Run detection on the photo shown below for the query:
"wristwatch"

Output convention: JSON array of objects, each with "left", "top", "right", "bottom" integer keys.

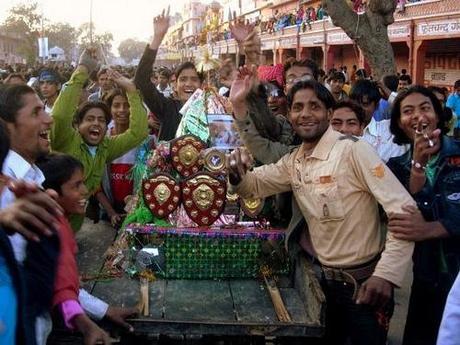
[{"left": 411, "top": 160, "right": 426, "bottom": 171}]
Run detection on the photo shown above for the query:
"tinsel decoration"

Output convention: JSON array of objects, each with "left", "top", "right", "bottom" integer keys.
[{"left": 121, "top": 196, "right": 170, "bottom": 229}]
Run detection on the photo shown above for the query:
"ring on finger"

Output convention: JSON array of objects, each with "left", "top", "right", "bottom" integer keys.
[{"left": 428, "top": 139, "right": 434, "bottom": 147}]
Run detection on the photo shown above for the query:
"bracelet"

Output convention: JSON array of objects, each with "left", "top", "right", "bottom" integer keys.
[{"left": 411, "top": 160, "right": 426, "bottom": 171}]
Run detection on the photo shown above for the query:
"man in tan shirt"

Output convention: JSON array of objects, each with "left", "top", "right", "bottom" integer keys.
[{"left": 227, "top": 76, "right": 415, "bottom": 345}]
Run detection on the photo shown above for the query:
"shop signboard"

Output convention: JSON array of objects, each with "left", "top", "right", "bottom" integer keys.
[{"left": 417, "top": 19, "right": 460, "bottom": 37}]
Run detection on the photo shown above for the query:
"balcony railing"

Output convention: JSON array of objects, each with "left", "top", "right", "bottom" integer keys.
[{"left": 163, "top": 0, "right": 459, "bottom": 56}]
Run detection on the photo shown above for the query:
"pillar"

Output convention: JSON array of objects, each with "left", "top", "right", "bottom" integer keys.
[
  {"left": 326, "top": 45, "right": 335, "bottom": 71},
  {"left": 321, "top": 45, "right": 327, "bottom": 71},
  {"left": 412, "top": 40, "right": 426, "bottom": 85},
  {"left": 299, "top": 47, "right": 311, "bottom": 60}
]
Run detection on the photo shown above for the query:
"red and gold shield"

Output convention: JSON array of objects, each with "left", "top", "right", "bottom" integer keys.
[
  {"left": 142, "top": 173, "right": 181, "bottom": 218},
  {"left": 181, "top": 173, "right": 227, "bottom": 226},
  {"left": 170, "top": 135, "right": 206, "bottom": 178}
]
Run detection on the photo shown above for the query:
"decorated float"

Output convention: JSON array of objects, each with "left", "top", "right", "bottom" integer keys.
[{"left": 78, "top": 88, "right": 324, "bottom": 341}]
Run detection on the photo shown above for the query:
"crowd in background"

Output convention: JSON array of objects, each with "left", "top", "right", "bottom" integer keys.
[{"left": 0, "top": 7, "right": 460, "bottom": 345}]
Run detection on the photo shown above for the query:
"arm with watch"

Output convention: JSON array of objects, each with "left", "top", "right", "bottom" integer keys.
[{"left": 387, "top": 122, "right": 451, "bottom": 242}]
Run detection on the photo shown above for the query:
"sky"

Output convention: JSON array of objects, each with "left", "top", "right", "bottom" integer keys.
[{"left": 1, "top": 0, "right": 191, "bottom": 54}]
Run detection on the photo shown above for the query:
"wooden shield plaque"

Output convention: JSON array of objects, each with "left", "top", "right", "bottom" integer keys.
[
  {"left": 143, "top": 173, "right": 181, "bottom": 218},
  {"left": 181, "top": 173, "right": 227, "bottom": 226},
  {"left": 170, "top": 135, "right": 206, "bottom": 178}
]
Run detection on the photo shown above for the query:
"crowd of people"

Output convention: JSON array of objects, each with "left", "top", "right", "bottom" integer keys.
[
  {"left": 260, "top": 4, "right": 328, "bottom": 34},
  {"left": 0, "top": 7, "right": 460, "bottom": 345}
]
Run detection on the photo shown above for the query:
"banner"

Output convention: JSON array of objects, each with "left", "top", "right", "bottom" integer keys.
[{"left": 38, "top": 37, "right": 49, "bottom": 58}]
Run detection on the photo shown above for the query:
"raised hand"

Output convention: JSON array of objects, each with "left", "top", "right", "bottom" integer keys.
[
  {"left": 78, "top": 48, "right": 100, "bottom": 75},
  {"left": 412, "top": 119, "right": 441, "bottom": 168},
  {"left": 376, "top": 80, "right": 391, "bottom": 101},
  {"left": 226, "top": 147, "right": 254, "bottom": 185},
  {"left": 108, "top": 69, "right": 136, "bottom": 93},
  {"left": 151, "top": 6, "right": 171, "bottom": 49},
  {"left": 243, "top": 31, "right": 262, "bottom": 66},
  {"left": 229, "top": 15, "right": 256, "bottom": 43},
  {"left": 229, "top": 65, "right": 258, "bottom": 119}
]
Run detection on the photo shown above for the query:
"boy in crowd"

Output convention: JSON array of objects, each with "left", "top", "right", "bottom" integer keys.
[
  {"left": 398, "top": 74, "right": 412, "bottom": 92},
  {"left": 156, "top": 67, "right": 173, "bottom": 97},
  {"left": 50, "top": 49, "right": 148, "bottom": 231},
  {"left": 328, "top": 71, "right": 348, "bottom": 102},
  {"left": 37, "top": 153, "right": 138, "bottom": 344},
  {"left": 330, "top": 100, "right": 366, "bottom": 136},
  {"left": 38, "top": 70, "right": 61, "bottom": 113},
  {"left": 88, "top": 68, "right": 114, "bottom": 102}
]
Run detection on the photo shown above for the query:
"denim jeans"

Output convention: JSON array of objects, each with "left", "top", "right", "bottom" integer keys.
[
  {"left": 322, "top": 278, "right": 394, "bottom": 345},
  {"left": 402, "top": 278, "right": 451, "bottom": 345}
]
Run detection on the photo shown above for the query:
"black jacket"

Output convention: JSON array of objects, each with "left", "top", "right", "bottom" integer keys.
[
  {"left": 387, "top": 136, "right": 460, "bottom": 285},
  {"left": 134, "top": 46, "right": 182, "bottom": 141}
]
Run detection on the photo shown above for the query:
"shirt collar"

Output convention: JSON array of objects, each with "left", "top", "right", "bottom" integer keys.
[
  {"left": 79, "top": 135, "right": 108, "bottom": 154},
  {"left": 3, "top": 150, "right": 45, "bottom": 185},
  {"left": 299, "top": 126, "right": 340, "bottom": 161},
  {"left": 363, "top": 118, "right": 392, "bottom": 140},
  {"left": 364, "top": 117, "right": 378, "bottom": 135}
]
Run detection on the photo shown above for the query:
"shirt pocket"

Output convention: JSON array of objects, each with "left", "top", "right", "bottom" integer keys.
[
  {"left": 442, "top": 169, "right": 460, "bottom": 204},
  {"left": 310, "top": 181, "right": 345, "bottom": 222}
]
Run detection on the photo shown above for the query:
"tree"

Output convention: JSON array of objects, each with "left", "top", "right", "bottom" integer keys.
[
  {"left": 118, "top": 38, "right": 147, "bottom": 63},
  {"left": 46, "top": 22, "right": 78, "bottom": 57},
  {"left": 2, "top": 2, "right": 42, "bottom": 64},
  {"left": 78, "top": 22, "right": 114, "bottom": 60},
  {"left": 323, "top": 0, "right": 397, "bottom": 80}
]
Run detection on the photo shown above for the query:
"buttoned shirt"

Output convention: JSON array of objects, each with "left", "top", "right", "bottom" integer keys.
[
  {"left": 0, "top": 150, "right": 45, "bottom": 263},
  {"left": 157, "top": 84, "right": 173, "bottom": 98},
  {"left": 233, "top": 127, "right": 415, "bottom": 287},
  {"left": 362, "top": 118, "right": 409, "bottom": 163},
  {"left": 88, "top": 89, "right": 102, "bottom": 102}
]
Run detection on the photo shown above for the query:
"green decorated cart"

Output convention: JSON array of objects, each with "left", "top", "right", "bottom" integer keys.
[{"left": 60, "top": 89, "right": 325, "bottom": 344}]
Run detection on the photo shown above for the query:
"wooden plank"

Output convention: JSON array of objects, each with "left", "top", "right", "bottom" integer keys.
[
  {"left": 76, "top": 219, "right": 116, "bottom": 291},
  {"left": 149, "top": 279, "right": 166, "bottom": 319},
  {"left": 230, "top": 280, "right": 278, "bottom": 323},
  {"left": 91, "top": 278, "right": 166, "bottom": 319},
  {"left": 294, "top": 256, "right": 326, "bottom": 327},
  {"left": 127, "top": 319, "right": 324, "bottom": 338},
  {"left": 163, "top": 280, "right": 234, "bottom": 322},
  {"left": 279, "top": 288, "right": 308, "bottom": 324}
]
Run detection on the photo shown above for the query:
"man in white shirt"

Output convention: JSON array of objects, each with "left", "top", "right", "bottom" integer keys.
[
  {"left": 88, "top": 68, "right": 114, "bottom": 102},
  {"left": 0, "top": 73, "right": 113, "bottom": 344},
  {"left": 0, "top": 81, "right": 61, "bottom": 345},
  {"left": 156, "top": 67, "right": 173, "bottom": 98},
  {"left": 362, "top": 116, "right": 408, "bottom": 163},
  {"left": 350, "top": 79, "right": 408, "bottom": 162}
]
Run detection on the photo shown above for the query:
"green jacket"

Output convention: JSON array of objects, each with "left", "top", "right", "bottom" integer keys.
[{"left": 50, "top": 69, "right": 149, "bottom": 198}]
